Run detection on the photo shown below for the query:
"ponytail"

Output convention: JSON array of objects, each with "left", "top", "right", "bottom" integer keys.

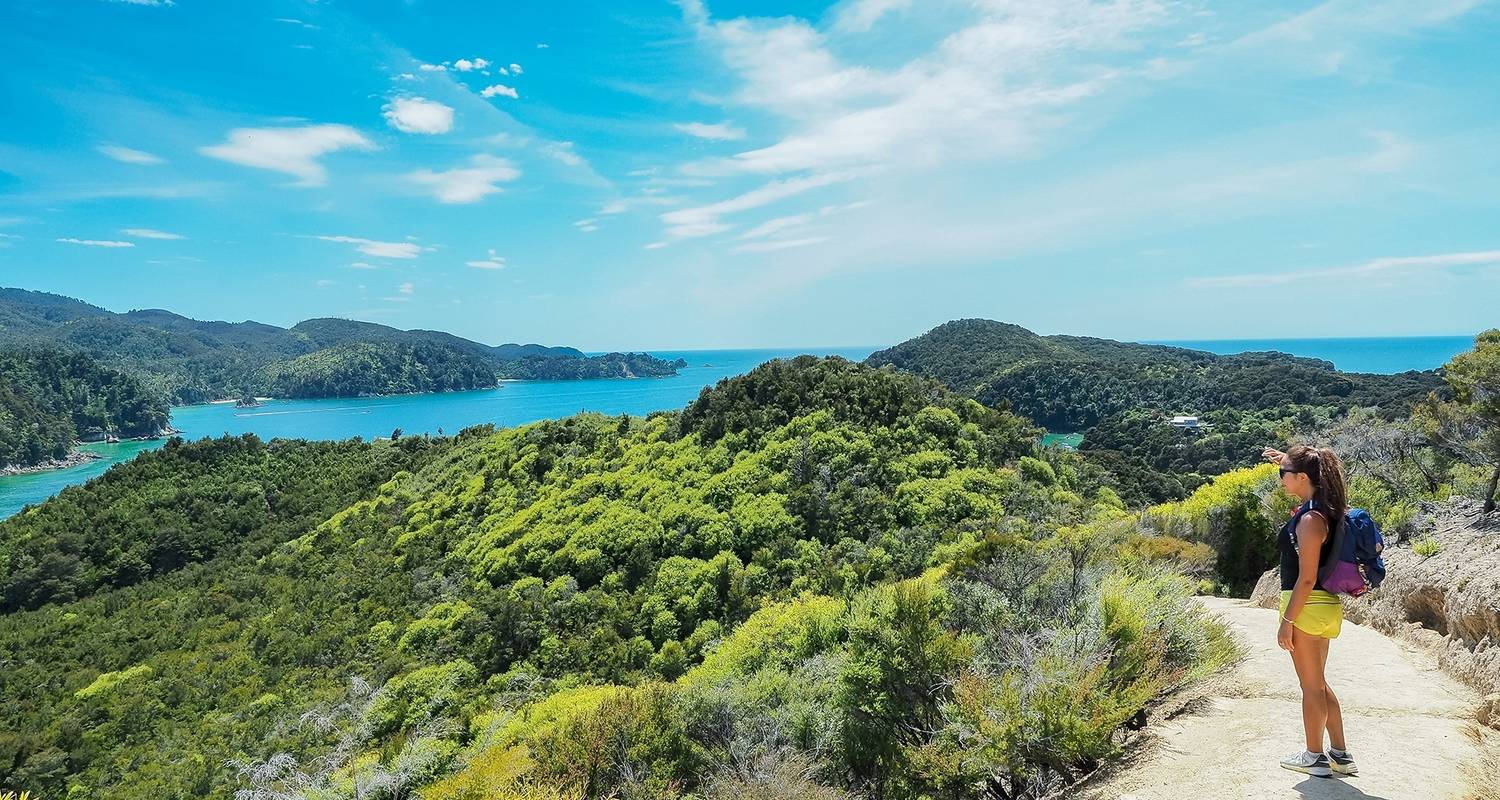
[
  {"left": 1286, "top": 444, "right": 1347, "bottom": 525},
  {"left": 1315, "top": 447, "right": 1347, "bottom": 527}
]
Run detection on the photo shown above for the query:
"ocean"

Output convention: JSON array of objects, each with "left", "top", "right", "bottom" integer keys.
[{"left": 0, "top": 336, "right": 1477, "bottom": 519}]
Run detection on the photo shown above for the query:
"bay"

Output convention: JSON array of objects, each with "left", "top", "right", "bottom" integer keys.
[
  {"left": 1147, "top": 335, "right": 1474, "bottom": 374},
  {"left": 0, "top": 347, "right": 873, "bottom": 519},
  {"left": 0, "top": 335, "right": 1479, "bottom": 519}
]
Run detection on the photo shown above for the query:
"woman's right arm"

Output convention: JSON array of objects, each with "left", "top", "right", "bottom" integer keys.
[{"left": 1262, "top": 446, "right": 1285, "bottom": 463}]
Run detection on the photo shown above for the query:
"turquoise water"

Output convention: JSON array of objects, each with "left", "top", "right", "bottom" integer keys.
[
  {"left": 0, "top": 336, "right": 1477, "bottom": 518},
  {"left": 1149, "top": 335, "right": 1474, "bottom": 374},
  {"left": 0, "top": 348, "right": 873, "bottom": 518}
]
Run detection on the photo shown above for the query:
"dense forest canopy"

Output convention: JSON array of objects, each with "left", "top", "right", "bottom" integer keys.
[
  {"left": 4, "top": 331, "right": 1496, "bottom": 800},
  {"left": 866, "top": 319, "right": 1445, "bottom": 503},
  {"left": 0, "top": 348, "right": 170, "bottom": 469},
  {"left": 0, "top": 356, "right": 1232, "bottom": 800},
  {"left": 0, "top": 288, "right": 684, "bottom": 404}
]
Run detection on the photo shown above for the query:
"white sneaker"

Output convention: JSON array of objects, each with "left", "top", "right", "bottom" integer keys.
[
  {"left": 1326, "top": 748, "right": 1358, "bottom": 776},
  {"left": 1280, "top": 750, "right": 1333, "bottom": 777}
]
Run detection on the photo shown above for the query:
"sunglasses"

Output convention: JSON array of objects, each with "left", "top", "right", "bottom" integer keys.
[{"left": 1279, "top": 467, "right": 1300, "bottom": 477}]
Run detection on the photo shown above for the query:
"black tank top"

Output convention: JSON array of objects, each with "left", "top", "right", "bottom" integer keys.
[{"left": 1279, "top": 500, "right": 1336, "bottom": 591}]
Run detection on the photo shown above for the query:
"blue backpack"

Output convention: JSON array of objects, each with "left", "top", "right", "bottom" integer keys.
[{"left": 1315, "top": 508, "right": 1387, "bottom": 597}]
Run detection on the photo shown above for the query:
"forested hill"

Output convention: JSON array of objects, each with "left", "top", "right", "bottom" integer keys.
[
  {"left": 0, "top": 348, "right": 171, "bottom": 470},
  {"left": 866, "top": 319, "right": 1445, "bottom": 502},
  {"left": 0, "top": 355, "right": 1241, "bottom": 799},
  {"left": 0, "top": 288, "right": 684, "bottom": 403}
]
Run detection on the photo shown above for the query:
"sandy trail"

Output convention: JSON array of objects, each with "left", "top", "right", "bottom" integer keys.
[{"left": 1079, "top": 597, "right": 1496, "bottom": 800}]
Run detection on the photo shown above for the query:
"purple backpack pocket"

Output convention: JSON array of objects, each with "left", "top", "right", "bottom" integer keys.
[{"left": 1320, "top": 560, "right": 1367, "bottom": 597}]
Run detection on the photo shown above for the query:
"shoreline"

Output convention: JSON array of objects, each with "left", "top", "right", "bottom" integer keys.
[
  {"left": 1, "top": 448, "right": 104, "bottom": 477},
  {"left": 0, "top": 426, "right": 182, "bottom": 478}
]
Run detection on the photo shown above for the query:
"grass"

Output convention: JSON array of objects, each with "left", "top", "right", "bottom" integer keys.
[{"left": 1413, "top": 538, "right": 1442, "bottom": 558}]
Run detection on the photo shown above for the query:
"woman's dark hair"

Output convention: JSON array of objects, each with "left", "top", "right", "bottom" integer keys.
[{"left": 1286, "top": 444, "right": 1347, "bottom": 527}]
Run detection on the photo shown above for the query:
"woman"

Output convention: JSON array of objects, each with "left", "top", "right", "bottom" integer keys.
[{"left": 1261, "top": 444, "right": 1357, "bottom": 779}]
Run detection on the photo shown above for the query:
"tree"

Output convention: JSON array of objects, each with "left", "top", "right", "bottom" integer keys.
[{"left": 1418, "top": 330, "right": 1500, "bottom": 512}]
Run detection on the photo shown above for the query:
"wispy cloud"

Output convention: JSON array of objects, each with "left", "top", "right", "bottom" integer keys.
[
  {"left": 481, "top": 84, "right": 519, "bottom": 100},
  {"left": 121, "top": 227, "right": 184, "bottom": 240},
  {"left": 574, "top": 218, "right": 599, "bottom": 233},
  {"left": 383, "top": 97, "right": 455, "bottom": 134},
  {"left": 466, "top": 249, "right": 506, "bottom": 269},
  {"left": 660, "top": 171, "right": 855, "bottom": 239},
  {"left": 406, "top": 154, "right": 520, "bottom": 203},
  {"left": 732, "top": 236, "right": 827, "bottom": 253},
  {"left": 1190, "top": 250, "right": 1500, "bottom": 288},
  {"left": 99, "top": 144, "right": 164, "bottom": 165},
  {"left": 200, "top": 124, "right": 375, "bottom": 186},
  {"left": 58, "top": 237, "right": 134, "bottom": 247},
  {"left": 313, "top": 235, "right": 425, "bottom": 259},
  {"left": 675, "top": 121, "right": 745, "bottom": 141}
]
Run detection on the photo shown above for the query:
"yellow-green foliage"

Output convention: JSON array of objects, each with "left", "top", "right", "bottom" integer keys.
[
  {"left": 1139, "top": 463, "right": 1288, "bottom": 594},
  {"left": 682, "top": 595, "right": 845, "bottom": 687},
  {"left": 421, "top": 745, "right": 582, "bottom": 800},
  {"left": 74, "top": 663, "right": 154, "bottom": 701},
  {"left": 398, "top": 600, "right": 476, "bottom": 656},
  {"left": 1414, "top": 538, "right": 1441, "bottom": 558},
  {"left": 469, "top": 684, "right": 626, "bottom": 755},
  {"left": 366, "top": 660, "right": 479, "bottom": 735}
]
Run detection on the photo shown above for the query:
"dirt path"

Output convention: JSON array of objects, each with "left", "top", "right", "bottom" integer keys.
[{"left": 1079, "top": 597, "right": 1496, "bottom": 800}]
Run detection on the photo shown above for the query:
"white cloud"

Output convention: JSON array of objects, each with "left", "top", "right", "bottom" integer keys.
[
  {"left": 406, "top": 154, "right": 521, "bottom": 203},
  {"left": 674, "top": 121, "right": 746, "bottom": 141},
  {"left": 481, "top": 84, "right": 519, "bottom": 99},
  {"left": 397, "top": 281, "right": 415, "bottom": 294},
  {"left": 395, "top": 72, "right": 416, "bottom": 80},
  {"left": 831, "top": 0, "right": 912, "bottom": 33},
  {"left": 732, "top": 236, "right": 828, "bottom": 253},
  {"left": 679, "top": 2, "right": 1169, "bottom": 177},
  {"left": 105, "top": 0, "right": 174, "bottom": 5},
  {"left": 316, "top": 278, "right": 336, "bottom": 287},
  {"left": 57, "top": 238, "right": 134, "bottom": 247},
  {"left": 453, "top": 57, "right": 490, "bottom": 72},
  {"left": 660, "top": 171, "right": 855, "bottom": 238},
  {"left": 574, "top": 219, "right": 599, "bottom": 233},
  {"left": 509, "top": 63, "right": 523, "bottom": 74},
  {"left": 1190, "top": 250, "right": 1500, "bottom": 289},
  {"left": 200, "top": 124, "right": 375, "bottom": 186},
  {"left": 314, "top": 235, "right": 424, "bottom": 259},
  {"left": 536, "top": 43, "right": 549, "bottom": 49},
  {"left": 99, "top": 145, "right": 164, "bottom": 165},
  {"left": 418, "top": 63, "right": 447, "bottom": 72},
  {"left": 737, "top": 212, "right": 815, "bottom": 240},
  {"left": 383, "top": 97, "right": 455, "bottom": 135},
  {"left": 466, "top": 249, "right": 506, "bottom": 269},
  {"left": 543, "top": 142, "right": 584, "bottom": 167},
  {"left": 600, "top": 200, "right": 630, "bottom": 215},
  {"left": 350, "top": 262, "right": 377, "bottom": 269},
  {"left": 121, "top": 227, "right": 184, "bottom": 240}
]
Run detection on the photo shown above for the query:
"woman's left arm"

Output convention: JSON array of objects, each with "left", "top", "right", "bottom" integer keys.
[{"left": 1278, "top": 513, "right": 1327, "bottom": 651}]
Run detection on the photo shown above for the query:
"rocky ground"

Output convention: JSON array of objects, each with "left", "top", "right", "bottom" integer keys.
[
  {"left": 0, "top": 448, "right": 103, "bottom": 476},
  {"left": 1250, "top": 496, "right": 1500, "bottom": 729}
]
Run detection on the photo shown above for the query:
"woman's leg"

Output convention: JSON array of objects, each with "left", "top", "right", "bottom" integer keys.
[
  {"left": 1289, "top": 626, "right": 1329, "bottom": 752},
  {"left": 1314, "top": 634, "right": 1347, "bottom": 751}
]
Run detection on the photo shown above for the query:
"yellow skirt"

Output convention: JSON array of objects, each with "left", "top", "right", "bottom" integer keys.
[{"left": 1280, "top": 589, "right": 1343, "bottom": 639}]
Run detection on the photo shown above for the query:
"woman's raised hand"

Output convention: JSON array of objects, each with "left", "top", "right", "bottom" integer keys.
[{"left": 1262, "top": 446, "right": 1285, "bottom": 464}]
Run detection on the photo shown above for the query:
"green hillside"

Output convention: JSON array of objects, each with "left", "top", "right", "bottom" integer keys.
[
  {"left": 0, "top": 348, "right": 171, "bottom": 470},
  {"left": 867, "top": 319, "right": 1445, "bottom": 502},
  {"left": 0, "top": 288, "right": 684, "bottom": 403},
  {"left": 0, "top": 356, "right": 1233, "bottom": 799}
]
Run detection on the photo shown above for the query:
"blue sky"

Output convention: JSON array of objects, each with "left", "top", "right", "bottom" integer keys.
[{"left": 0, "top": 0, "right": 1496, "bottom": 350}]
